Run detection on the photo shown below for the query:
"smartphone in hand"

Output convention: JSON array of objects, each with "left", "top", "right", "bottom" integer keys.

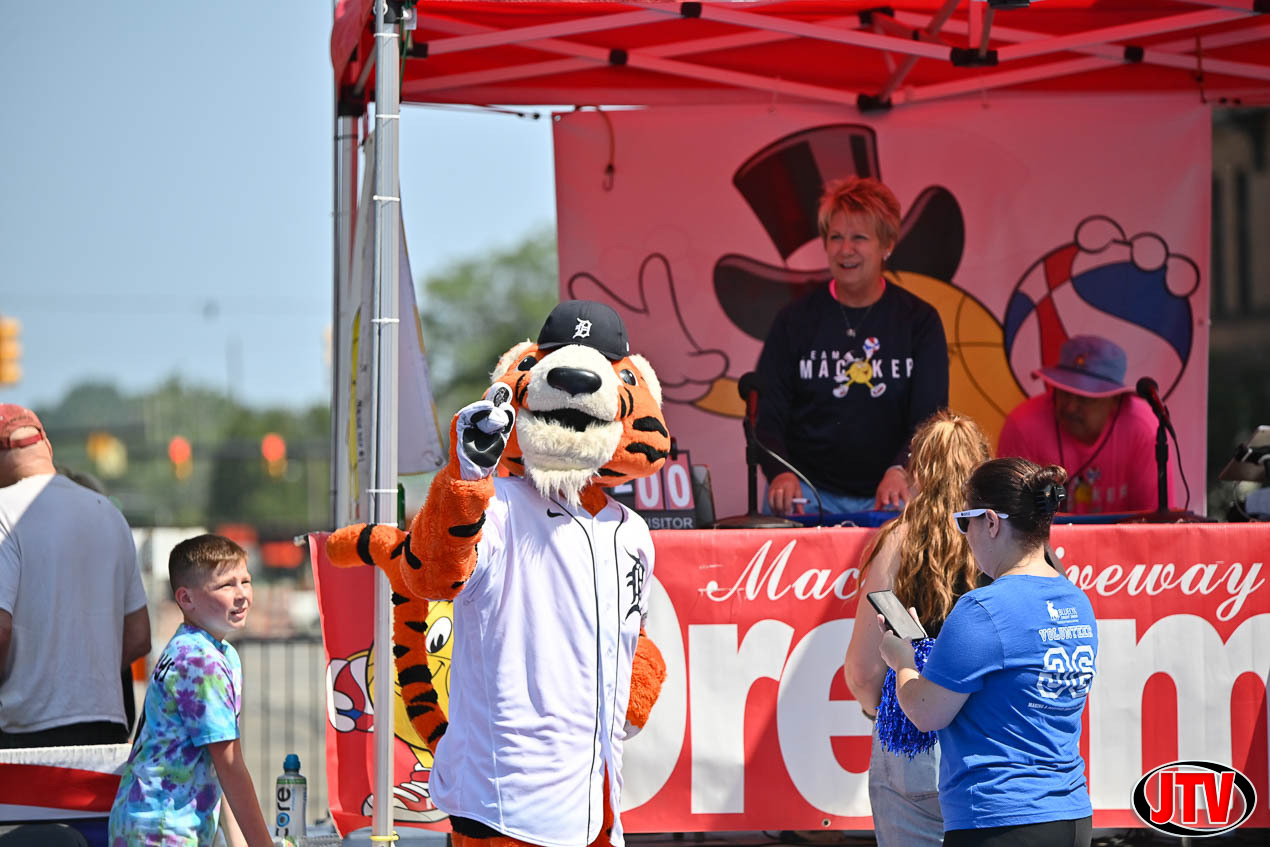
[{"left": 867, "top": 589, "right": 928, "bottom": 640}]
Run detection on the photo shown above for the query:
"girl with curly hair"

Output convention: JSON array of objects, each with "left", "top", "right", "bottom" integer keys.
[{"left": 844, "top": 410, "right": 990, "bottom": 846}]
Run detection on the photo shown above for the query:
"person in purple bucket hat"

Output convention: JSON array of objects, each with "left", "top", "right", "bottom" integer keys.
[{"left": 997, "top": 335, "right": 1172, "bottom": 514}]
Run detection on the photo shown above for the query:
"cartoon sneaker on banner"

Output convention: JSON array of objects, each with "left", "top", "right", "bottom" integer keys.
[{"left": 1004, "top": 215, "right": 1201, "bottom": 399}]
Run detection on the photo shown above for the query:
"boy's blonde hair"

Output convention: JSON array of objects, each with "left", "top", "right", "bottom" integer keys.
[{"left": 169, "top": 533, "right": 246, "bottom": 595}]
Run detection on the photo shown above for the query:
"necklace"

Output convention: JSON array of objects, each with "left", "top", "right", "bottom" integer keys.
[
  {"left": 832, "top": 279, "right": 885, "bottom": 338},
  {"left": 1054, "top": 396, "right": 1122, "bottom": 505}
]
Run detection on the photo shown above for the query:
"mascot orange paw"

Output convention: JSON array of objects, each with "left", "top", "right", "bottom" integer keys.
[
  {"left": 626, "top": 630, "right": 666, "bottom": 730},
  {"left": 325, "top": 523, "right": 409, "bottom": 572}
]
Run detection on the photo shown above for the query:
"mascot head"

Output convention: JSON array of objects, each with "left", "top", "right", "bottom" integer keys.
[{"left": 490, "top": 300, "right": 669, "bottom": 504}]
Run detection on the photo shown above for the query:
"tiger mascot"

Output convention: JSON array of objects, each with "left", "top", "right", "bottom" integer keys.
[{"left": 327, "top": 300, "right": 669, "bottom": 847}]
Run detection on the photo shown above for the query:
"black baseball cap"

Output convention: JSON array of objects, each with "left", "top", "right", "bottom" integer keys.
[{"left": 537, "top": 300, "right": 630, "bottom": 361}]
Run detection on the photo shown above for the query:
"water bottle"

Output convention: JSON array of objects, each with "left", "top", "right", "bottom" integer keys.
[{"left": 273, "top": 753, "right": 307, "bottom": 842}]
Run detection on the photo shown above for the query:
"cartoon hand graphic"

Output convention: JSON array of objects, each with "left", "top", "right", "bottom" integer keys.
[{"left": 568, "top": 253, "right": 730, "bottom": 406}]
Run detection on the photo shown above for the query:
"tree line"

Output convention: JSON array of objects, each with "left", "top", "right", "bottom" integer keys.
[{"left": 36, "top": 229, "right": 559, "bottom": 535}]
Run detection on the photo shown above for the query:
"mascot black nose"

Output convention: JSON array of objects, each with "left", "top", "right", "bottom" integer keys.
[{"left": 547, "top": 366, "right": 603, "bottom": 396}]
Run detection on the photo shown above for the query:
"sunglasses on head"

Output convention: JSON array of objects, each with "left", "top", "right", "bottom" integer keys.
[{"left": 953, "top": 508, "right": 1009, "bottom": 534}]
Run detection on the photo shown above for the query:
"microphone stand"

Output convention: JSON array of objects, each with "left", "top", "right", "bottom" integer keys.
[
  {"left": 713, "top": 414, "right": 798, "bottom": 529},
  {"left": 1123, "top": 396, "right": 1211, "bottom": 524}
]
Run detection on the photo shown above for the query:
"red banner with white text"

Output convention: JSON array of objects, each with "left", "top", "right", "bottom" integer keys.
[
  {"left": 621, "top": 524, "right": 1269, "bottom": 832},
  {"left": 314, "top": 524, "right": 1270, "bottom": 834}
]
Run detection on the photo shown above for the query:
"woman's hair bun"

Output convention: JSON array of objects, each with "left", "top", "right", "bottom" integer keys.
[{"left": 1030, "top": 465, "right": 1068, "bottom": 518}]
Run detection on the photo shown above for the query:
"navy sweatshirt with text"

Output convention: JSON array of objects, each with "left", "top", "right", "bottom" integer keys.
[{"left": 754, "top": 281, "right": 949, "bottom": 499}]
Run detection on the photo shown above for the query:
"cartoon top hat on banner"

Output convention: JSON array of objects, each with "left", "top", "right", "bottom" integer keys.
[
  {"left": 714, "top": 123, "right": 965, "bottom": 341},
  {"left": 734, "top": 124, "right": 883, "bottom": 262}
]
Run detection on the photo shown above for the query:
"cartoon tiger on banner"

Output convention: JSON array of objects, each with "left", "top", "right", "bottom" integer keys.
[{"left": 328, "top": 299, "right": 669, "bottom": 847}]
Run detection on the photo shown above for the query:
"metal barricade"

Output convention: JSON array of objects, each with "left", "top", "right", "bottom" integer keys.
[{"left": 235, "top": 635, "right": 329, "bottom": 829}]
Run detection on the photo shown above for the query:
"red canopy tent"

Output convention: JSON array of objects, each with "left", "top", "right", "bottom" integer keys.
[
  {"left": 326, "top": 1, "right": 1270, "bottom": 838},
  {"left": 333, "top": 1, "right": 1270, "bottom": 110}
]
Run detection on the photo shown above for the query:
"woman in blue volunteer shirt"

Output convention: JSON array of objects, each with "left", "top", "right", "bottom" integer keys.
[
  {"left": 879, "top": 458, "right": 1098, "bottom": 847},
  {"left": 844, "top": 411, "right": 990, "bottom": 846}
]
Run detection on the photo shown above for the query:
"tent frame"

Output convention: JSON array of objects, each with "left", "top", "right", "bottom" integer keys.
[
  {"left": 332, "top": 1, "right": 1270, "bottom": 111},
  {"left": 329, "top": 1, "right": 1270, "bottom": 840}
]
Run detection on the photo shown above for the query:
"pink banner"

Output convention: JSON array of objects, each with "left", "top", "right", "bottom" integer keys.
[{"left": 554, "top": 99, "right": 1211, "bottom": 518}]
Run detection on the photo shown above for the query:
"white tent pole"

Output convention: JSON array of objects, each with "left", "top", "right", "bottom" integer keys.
[
  {"left": 332, "top": 110, "right": 358, "bottom": 527},
  {"left": 369, "top": 0, "right": 403, "bottom": 839}
]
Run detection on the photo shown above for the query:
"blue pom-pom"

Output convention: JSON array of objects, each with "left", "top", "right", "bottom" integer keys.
[{"left": 876, "top": 637, "right": 938, "bottom": 758}]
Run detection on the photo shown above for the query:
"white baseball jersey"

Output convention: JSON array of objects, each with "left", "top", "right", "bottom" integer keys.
[{"left": 430, "top": 476, "right": 655, "bottom": 847}]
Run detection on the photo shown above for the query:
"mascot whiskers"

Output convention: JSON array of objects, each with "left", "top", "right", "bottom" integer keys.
[{"left": 327, "top": 300, "right": 669, "bottom": 847}]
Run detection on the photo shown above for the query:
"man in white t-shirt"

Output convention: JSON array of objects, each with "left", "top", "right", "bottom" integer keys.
[{"left": 0, "top": 404, "right": 151, "bottom": 747}]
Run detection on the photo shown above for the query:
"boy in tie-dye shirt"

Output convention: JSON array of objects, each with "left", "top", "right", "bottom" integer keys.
[{"left": 109, "top": 534, "right": 274, "bottom": 847}]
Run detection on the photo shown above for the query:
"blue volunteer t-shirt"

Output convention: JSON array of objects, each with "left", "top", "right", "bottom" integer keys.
[{"left": 922, "top": 574, "right": 1098, "bottom": 831}]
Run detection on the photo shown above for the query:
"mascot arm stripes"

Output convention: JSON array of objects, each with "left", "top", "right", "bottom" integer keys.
[
  {"left": 407, "top": 466, "right": 492, "bottom": 599},
  {"left": 322, "top": 403, "right": 503, "bottom": 759},
  {"left": 325, "top": 406, "right": 502, "bottom": 602},
  {"left": 403, "top": 389, "right": 515, "bottom": 599}
]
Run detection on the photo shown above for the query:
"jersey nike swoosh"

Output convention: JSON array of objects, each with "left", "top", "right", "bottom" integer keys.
[{"left": 546, "top": 509, "right": 565, "bottom": 518}]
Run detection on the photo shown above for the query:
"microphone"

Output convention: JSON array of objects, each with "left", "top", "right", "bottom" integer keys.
[
  {"left": 713, "top": 370, "right": 801, "bottom": 528},
  {"left": 738, "top": 372, "right": 762, "bottom": 429},
  {"left": 1135, "top": 377, "right": 1175, "bottom": 437}
]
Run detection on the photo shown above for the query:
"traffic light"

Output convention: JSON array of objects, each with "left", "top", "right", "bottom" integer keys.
[
  {"left": 0, "top": 317, "right": 20, "bottom": 386},
  {"left": 168, "top": 436, "right": 193, "bottom": 480},
  {"left": 85, "top": 431, "right": 128, "bottom": 479},
  {"left": 261, "top": 432, "right": 287, "bottom": 478}
]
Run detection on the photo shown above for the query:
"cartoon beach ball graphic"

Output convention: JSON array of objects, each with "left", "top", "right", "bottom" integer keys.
[{"left": 1003, "top": 216, "right": 1200, "bottom": 398}]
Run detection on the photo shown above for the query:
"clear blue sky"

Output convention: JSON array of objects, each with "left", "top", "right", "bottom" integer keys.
[{"left": 0, "top": 1, "right": 556, "bottom": 411}]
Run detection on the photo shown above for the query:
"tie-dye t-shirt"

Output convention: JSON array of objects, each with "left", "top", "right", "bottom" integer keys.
[{"left": 109, "top": 623, "right": 242, "bottom": 846}]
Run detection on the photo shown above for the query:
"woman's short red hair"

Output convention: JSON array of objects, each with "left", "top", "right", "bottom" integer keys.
[{"left": 817, "top": 176, "right": 901, "bottom": 249}]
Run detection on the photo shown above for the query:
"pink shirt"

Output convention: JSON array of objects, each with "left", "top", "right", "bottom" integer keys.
[{"left": 997, "top": 393, "right": 1172, "bottom": 514}]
